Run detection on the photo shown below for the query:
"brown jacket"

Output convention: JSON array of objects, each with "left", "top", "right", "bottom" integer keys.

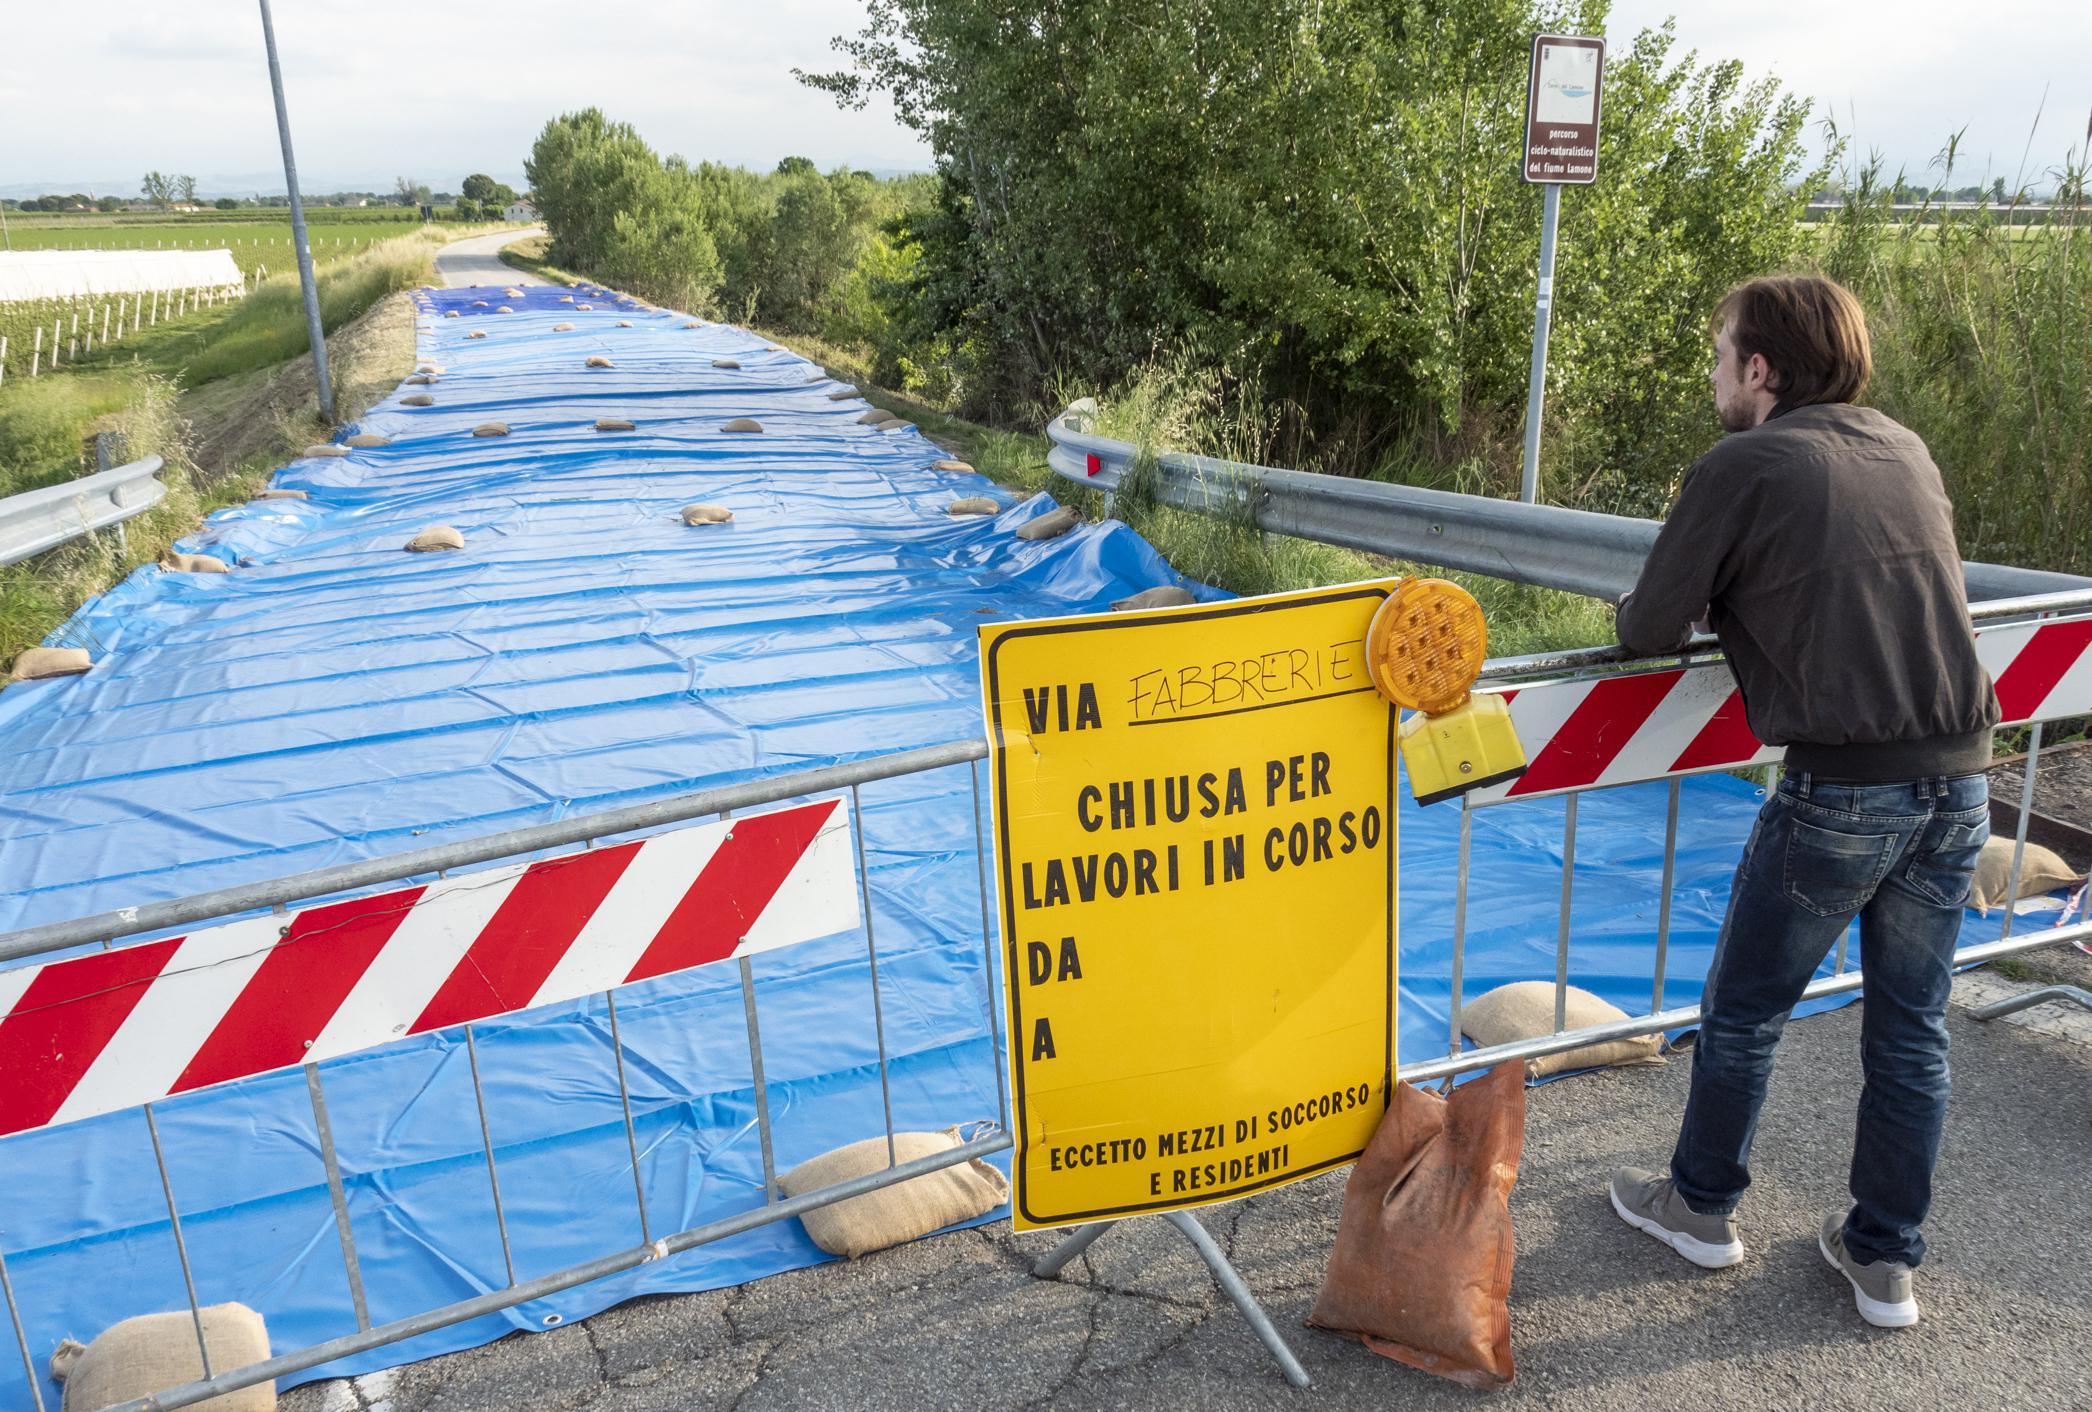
[{"left": 1616, "top": 403, "right": 1998, "bottom": 781}]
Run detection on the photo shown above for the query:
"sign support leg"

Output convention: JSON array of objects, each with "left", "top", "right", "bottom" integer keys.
[
  {"left": 1031, "top": 1213, "right": 1313, "bottom": 1390},
  {"left": 1518, "top": 180, "right": 1562, "bottom": 505}
]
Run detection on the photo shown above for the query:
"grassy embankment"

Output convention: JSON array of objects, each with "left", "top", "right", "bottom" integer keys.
[
  {"left": 0, "top": 230, "right": 444, "bottom": 668},
  {"left": 500, "top": 238, "right": 1612, "bottom": 656}
]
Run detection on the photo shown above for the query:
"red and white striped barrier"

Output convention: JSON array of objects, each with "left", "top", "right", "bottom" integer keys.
[
  {"left": 0, "top": 798, "right": 856, "bottom": 1138},
  {"left": 1476, "top": 614, "right": 2092, "bottom": 804}
]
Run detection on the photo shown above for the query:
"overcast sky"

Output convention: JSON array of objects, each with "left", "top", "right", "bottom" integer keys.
[{"left": 2, "top": 2, "right": 2087, "bottom": 198}]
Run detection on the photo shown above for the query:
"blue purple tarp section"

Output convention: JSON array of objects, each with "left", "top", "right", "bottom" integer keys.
[{"left": 0, "top": 281, "right": 2021, "bottom": 1402}]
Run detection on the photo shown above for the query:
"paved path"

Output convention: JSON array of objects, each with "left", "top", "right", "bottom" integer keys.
[
  {"left": 288, "top": 982, "right": 2092, "bottom": 1411},
  {"left": 435, "top": 227, "right": 547, "bottom": 288}
]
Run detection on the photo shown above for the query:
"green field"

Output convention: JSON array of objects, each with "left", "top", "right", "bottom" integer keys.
[{"left": 3, "top": 212, "right": 507, "bottom": 275}]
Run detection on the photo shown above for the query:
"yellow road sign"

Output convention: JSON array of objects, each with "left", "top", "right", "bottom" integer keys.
[{"left": 981, "top": 581, "right": 1400, "bottom": 1230}]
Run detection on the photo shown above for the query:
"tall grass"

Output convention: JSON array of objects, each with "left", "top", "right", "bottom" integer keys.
[
  {"left": 0, "top": 374, "right": 140, "bottom": 497},
  {"left": 1816, "top": 150, "right": 2090, "bottom": 575}
]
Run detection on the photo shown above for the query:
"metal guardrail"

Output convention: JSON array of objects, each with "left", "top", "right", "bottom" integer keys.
[
  {"left": 0, "top": 456, "right": 168, "bottom": 567},
  {"left": 1044, "top": 408, "right": 2091, "bottom": 603}
]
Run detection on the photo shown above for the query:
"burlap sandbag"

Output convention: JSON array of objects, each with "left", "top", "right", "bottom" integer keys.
[
  {"left": 466, "top": 330, "right": 488, "bottom": 340},
  {"left": 827, "top": 387, "right": 859, "bottom": 400},
  {"left": 681, "top": 503, "right": 734, "bottom": 526},
  {"left": 495, "top": 305, "right": 514, "bottom": 314},
  {"left": 618, "top": 320, "right": 634, "bottom": 327},
  {"left": 946, "top": 497, "right": 998, "bottom": 517},
  {"left": 344, "top": 433, "right": 390, "bottom": 448},
  {"left": 586, "top": 355, "right": 614, "bottom": 368},
  {"left": 553, "top": 322, "right": 576, "bottom": 332},
  {"left": 254, "top": 489, "right": 308, "bottom": 501},
  {"left": 712, "top": 358, "right": 741, "bottom": 370},
  {"left": 52, "top": 1302, "right": 273, "bottom": 1411},
  {"left": 10, "top": 647, "right": 92, "bottom": 681},
  {"left": 472, "top": 422, "right": 510, "bottom": 438},
  {"left": 1113, "top": 586, "right": 1194, "bottom": 611},
  {"left": 1307, "top": 1062, "right": 1524, "bottom": 1388},
  {"left": 1015, "top": 506, "right": 1082, "bottom": 541},
  {"left": 443, "top": 309, "right": 460, "bottom": 318},
  {"left": 299, "top": 444, "right": 346, "bottom": 458},
  {"left": 931, "top": 458, "right": 973, "bottom": 473},
  {"left": 721, "top": 418, "right": 763, "bottom": 433},
  {"left": 1971, "top": 836, "right": 2083, "bottom": 914},
  {"left": 160, "top": 551, "right": 229, "bottom": 574},
  {"left": 1461, "top": 982, "right": 1664, "bottom": 1079},
  {"left": 780, "top": 1128, "right": 1008, "bottom": 1259},
  {"left": 859, "top": 409, "right": 897, "bottom": 426},
  {"left": 406, "top": 526, "right": 465, "bottom": 552},
  {"left": 402, "top": 393, "right": 435, "bottom": 407},
  {"left": 595, "top": 418, "right": 636, "bottom": 432}
]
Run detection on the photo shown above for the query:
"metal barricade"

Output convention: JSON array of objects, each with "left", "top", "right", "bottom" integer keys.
[
  {"left": 0, "top": 742, "right": 1011, "bottom": 1412},
  {"left": 3, "top": 589, "right": 2086, "bottom": 1409}
]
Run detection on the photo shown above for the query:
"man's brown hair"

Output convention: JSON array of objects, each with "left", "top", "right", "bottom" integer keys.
[{"left": 1714, "top": 275, "right": 1872, "bottom": 408}]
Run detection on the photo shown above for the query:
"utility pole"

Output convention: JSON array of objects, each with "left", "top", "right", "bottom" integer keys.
[{"left": 257, "top": 0, "right": 334, "bottom": 423}]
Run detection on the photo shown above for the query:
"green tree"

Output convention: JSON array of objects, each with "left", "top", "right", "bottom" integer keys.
[
  {"left": 141, "top": 171, "right": 173, "bottom": 209},
  {"left": 461, "top": 172, "right": 499, "bottom": 204},
  {"left": 214, "top": 197, "right": 238, "bottom": 210},
  {"left": 525, "top": 109, "right": 662, "bottom": 270},
  {"left": 599, "top": 157, "right": 724, "bottom": 311},
  {"left": 775, "top": 155, "right": 818, "bottom": 177}
]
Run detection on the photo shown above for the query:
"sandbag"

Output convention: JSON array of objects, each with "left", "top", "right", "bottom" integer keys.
[
  {"left": 402, "top": 393, "right": 435, "bottom": 407},
  {"left": 472, "top": 422, "right": 509, "bottom": 437},
  {"left": 577, "top": 302, "right": 595, "bottom": 311},
  {"left": 405, "top": 526, "right": 464, "bottom": 553},
  {"left": 52, "top": 1301, "right": 272, "bottom": 1411},
  {"left": 681, "top": 321, "right": 703, "bottom": 329},
  {"left": 495, "top": 305, "right": 513, "bottom": 314},
  {"left": 10, "top": 647, "right": 92, "bottom": 682},
  {"left": 466, "top": 330, "right": 488, "bottom": 340},
  {"left": 1461, "top": 982, "right": 1665, "bottom": 1078},
  {"left": 416, "top": 363, "right": 443, "bottom": 373},
  {"left": 618, "top": 320, "right": 634, "bottom": 327},
  {"left": 504, "top": 288, "right": 523, "bottom": 298},
  {"left": 1971, "top": 836, "right": 2083, "bottom": 914},
  {"left": 681, "top": 503, "right": 734, "bottom": 526},
  {"left": 931, "top": 458, "right": 973, "bottom": 473},
  {"left": 159, "top": 551, "right": 229, "bottom": 574},
  {"left": 443, "top": 310, "right": 459, "bottom": 318},
  {"left": 946, "top": 498, "right": 999, "bottom": 517},
  {"left": 594, "top": 418, "right": 636, "bottom": 432},
  {"left": 1015, "top": 506, "right": 1082, "bottom": 541},
  {"left": 559, "top": 294, "right": 574, "bottom": 303},
  {"left": 1112, "top": 585, "right": 1195, "bottom": 611},
  {"left": 827, "top": 387, "right": 859, "bottom": 400},
  {"left": 254, "top": 489, "right": 308, "bottom": 501},
  {"left": 586, "top": 355, "right": 614, "bottom": 368},
  {"left": 472, "top": 299, "right": 488, "bottom": 306},
  {"left": 406, "top": 374, "right": 438, "bottom": 385},
  {"left": 780, "top": 1128, "right": 1008, "bottom": 1259},
  {"left": 883, "top": 420, "right": 915, "bottom": 432},
  {"left": 1308, "top": 1062, "right": 1525, "bottom": 1388},
  {"left": 859, "top": 409, "right": 896, "bottom": 426},
  {"left": 712, "top": 358, "right": 741, "bottom": 370},
  {"left": 344, "top": 433, "right": 390, "bottom": 448},
  {"left": 299, "top": 444, "right": 346, "bottom": 459},
  {"left": 720, "top": 418, "right": 763, "bottom": 433},
  {"left": 553, "top": 322, "right": 575, "bottom": 332}
]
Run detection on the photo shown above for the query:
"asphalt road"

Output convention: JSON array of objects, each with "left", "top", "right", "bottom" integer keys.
[
  {"left": 287, "top": 979, "right": 2092, "bottom": 1412},
  {"left": 435, "top": 228, "right": 547, "bottom": 289}
]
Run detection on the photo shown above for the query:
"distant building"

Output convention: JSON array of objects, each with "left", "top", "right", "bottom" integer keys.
[{"left": 504, "top": 199, "right": 538, "bottom": 223}]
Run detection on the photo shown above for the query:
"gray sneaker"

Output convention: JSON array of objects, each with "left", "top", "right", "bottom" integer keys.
[
  {"left": 1609, "top": 1167, "right": 1744, "bottom": 1268},
  {"left": 1819, "top": 1211, "right": 1918, "bottom": 1328}
]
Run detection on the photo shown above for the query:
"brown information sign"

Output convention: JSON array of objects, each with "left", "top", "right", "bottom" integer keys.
[{"left": 1523, "top": 34, "right": 1605, "bottom": 184}]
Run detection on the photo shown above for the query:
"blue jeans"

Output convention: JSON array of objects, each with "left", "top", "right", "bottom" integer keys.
[{"left": 1670, "top": 770, "right": 1989, "bottom": 1267}]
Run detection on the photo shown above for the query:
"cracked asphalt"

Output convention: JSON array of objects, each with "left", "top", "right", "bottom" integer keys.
[{"left": 286, "top": 973, "right": 2092, "bottom": 1412}]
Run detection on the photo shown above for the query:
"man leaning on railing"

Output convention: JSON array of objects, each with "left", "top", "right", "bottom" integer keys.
[{"left": 1606, "top": 275, "right": 2000, "bottom": 1329}]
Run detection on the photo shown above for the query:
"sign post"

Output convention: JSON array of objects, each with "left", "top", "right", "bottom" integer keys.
[
  {"left": 1518, "top": 33, "right": 1605, "bottom": 505},
  {"left": 979, "top": 581, "right": 1405, "bottom": 1386}
]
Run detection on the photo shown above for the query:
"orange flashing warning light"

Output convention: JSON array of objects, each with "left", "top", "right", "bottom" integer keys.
[{"left": 1367, "top": 579, "right": 1529, "bottom": 806}]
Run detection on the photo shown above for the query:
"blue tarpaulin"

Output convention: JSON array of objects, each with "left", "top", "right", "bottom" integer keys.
[{"left": 0, "top": 282, "right": 2019, "bottom": 1403}]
